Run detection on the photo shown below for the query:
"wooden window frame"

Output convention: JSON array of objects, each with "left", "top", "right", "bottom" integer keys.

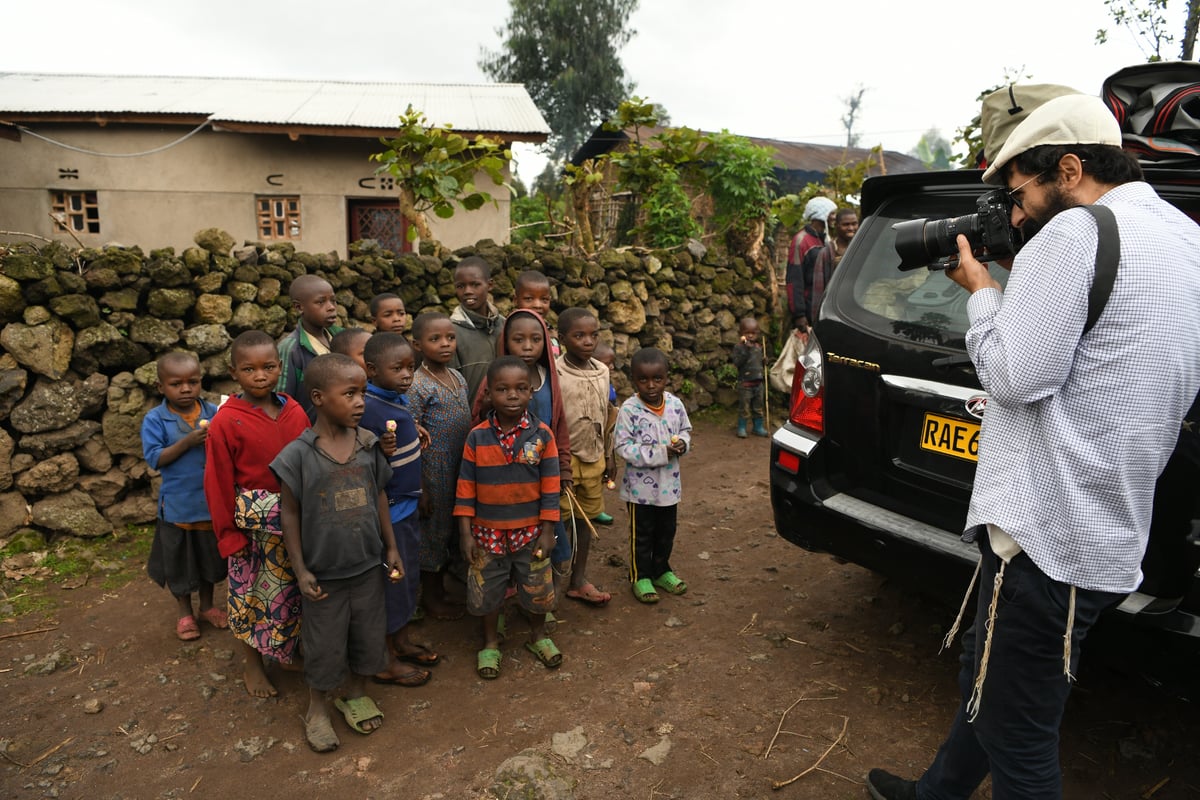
[
  {"left": 50, "top": 190, "right": 100, "bottom": 234},
  {"left": 256, "top": 195, "right": 302, "bottom": 240}
]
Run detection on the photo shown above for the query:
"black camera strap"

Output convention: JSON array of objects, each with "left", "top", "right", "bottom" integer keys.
[
  {"left": 1079, "top": 204, "right": 1198, "bottom": 458},
  {"left": 1079, "top": 204, "right": 1119, "bottom": 336}
]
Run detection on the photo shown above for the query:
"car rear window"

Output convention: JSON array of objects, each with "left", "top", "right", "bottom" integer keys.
[{"left": 842, "top": 193, "right": 1011, "bottom": 350}]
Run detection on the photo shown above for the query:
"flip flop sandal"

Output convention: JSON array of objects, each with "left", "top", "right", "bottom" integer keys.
[
  {"left": 591, "top": 513, "right": 615, "bottom": 526},
  {"left": 198, "top": 607, "right": 229, "bottom": 629},
  {"left": 525, "top": 637, "right": 563, "bottom": 669},
  {"left": 476, "top": 647, "right": 502, "bottom": 679},
  {"left": 632, "top": 578, "right": 659, "bottom": 604},
  {"left": 176, "top": 615, "right": 201, "bottom": 641},
  {"left": 333, "top": 696, "right": 384, "bottom": 735},
  {"left": 566, "top": 583, "right": 612, "bottom": 607},
  {"left": 395, "top": 643, "right": 440, "bottom": 667},
  {"left": 653, "top": 571, "right": 688, "bottom": 595},
  {"left": 373, "top": 663, "right": 432, "bottom": 687},
  {"left": 303, "top": 713, "right": 340, "bottom": 753}
]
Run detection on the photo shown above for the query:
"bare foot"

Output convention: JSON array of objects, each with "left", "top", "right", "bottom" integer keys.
[
  {"left": 278, "top": 657, "right": 304, "bottom": 673},
  {"left": 423, "top": 596, "right": 465, "bottom": 620},
  {"left": 241, "top": 647, "right": 278, "bottom": 697}
]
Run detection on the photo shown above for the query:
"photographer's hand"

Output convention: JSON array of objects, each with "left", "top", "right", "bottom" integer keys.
[{"left": 947, "top": 234, "right": 1002, "bottom": 294}]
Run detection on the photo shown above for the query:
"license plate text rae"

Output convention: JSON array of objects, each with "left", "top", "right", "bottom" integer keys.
[{"left": 920, "top": 412, "right": 979, "bottom": 462}]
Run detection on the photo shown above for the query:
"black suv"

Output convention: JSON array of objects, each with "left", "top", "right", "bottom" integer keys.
[{"left": 769, "top": 167, "right": 1200, "bottom": 637}]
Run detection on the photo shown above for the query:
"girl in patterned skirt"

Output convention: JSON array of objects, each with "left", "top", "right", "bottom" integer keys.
[
  {"left": 204, "top": 331, "right": 311, "bottom": 697},
  {"left": 408, "top": 313, "right": 473, "bottom": 619}
]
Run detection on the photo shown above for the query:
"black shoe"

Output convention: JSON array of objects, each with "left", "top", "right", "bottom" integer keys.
[{"left": 866, "top": 769, "right": 917, "bottom": 800}]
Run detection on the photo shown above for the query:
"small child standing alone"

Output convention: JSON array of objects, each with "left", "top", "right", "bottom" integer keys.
[
  {"left": 272, "top": 354, "right": 403, "bottom": 752},
  {"left": 142, "top": 352, "right": 226, "bottom": 641},
  {"left": 615, "top": 347, "right": 692, "bottom": 604},
  {"left": 730, "top": 317, "right": 768, "bottom": 438}
]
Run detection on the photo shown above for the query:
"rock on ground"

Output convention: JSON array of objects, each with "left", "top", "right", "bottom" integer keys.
[{"left": 490, "top": 750, "right": 575, "bottom": 800}]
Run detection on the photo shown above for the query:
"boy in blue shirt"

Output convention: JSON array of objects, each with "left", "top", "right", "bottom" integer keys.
[
  {"left": 361, "top": 332, "right": 439, "bottom": 687},
  {"left": 141, "top": 352, "right": 226, "bottom": 641}
]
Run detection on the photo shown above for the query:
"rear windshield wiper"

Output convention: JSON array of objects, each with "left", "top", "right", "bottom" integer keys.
[{"left": 932, "top": 354, "right": 974, "bottom": 368}]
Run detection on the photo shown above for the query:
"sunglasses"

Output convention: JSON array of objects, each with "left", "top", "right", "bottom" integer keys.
[{"left": 1007, "top": 171, "right": 1048, "bottom": 211}]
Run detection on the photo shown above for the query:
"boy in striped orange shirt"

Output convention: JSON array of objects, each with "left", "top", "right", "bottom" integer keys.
[{"left": 455, "top": 356, "right": 562, "bottom": 679}]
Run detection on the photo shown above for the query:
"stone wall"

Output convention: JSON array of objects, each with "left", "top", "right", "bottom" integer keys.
[{"left": 0, "top": 229, "right": 771, "bottom": 543}]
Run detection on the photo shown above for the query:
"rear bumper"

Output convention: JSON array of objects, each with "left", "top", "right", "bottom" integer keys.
[
  {"left": 770, "top": 425, "right": 1200, "bottom": 638},
  {"left": 770, "top": 425, "right": 976, "bottom": 598}
]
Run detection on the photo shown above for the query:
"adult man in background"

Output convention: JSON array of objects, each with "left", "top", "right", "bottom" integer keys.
[
  {"left": 804, "top": 207, "right": 859, "bottom": 326},
  {"left": 867, "top": 94, "right": 1200, "bottom": 799},
  {"left": 784, "top": 196, "right": 836, "bottom": 327}
]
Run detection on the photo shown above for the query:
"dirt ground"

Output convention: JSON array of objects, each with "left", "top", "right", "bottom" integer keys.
[{"left": 2, "top": 416, "right": 1198, "bottom": 799}]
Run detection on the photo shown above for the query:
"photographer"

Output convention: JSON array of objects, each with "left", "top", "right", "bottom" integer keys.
[{"left": 868, "top": 94, "right": 1200, "bottom": 800}]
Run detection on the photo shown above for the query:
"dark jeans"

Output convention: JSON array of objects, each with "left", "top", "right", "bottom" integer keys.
[
  {"left": 738, "top": 381, "right": 764, "bottom": 420},
  {"left": 917, "top": 535, "right": 1123, "bottom": 800},
  {"left": 627, "top": 502, "right": 677, "bottom": 583}
]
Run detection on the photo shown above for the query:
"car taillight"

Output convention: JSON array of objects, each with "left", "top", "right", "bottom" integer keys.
[
  {"left": 789, "top": 330, "right": 825, "bottom": 435},
  {"left": 776, "top": 449, "right": 801, "bottom": 473}
]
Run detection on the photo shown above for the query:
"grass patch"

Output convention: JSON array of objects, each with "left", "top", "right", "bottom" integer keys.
[
  {"left": 692, "top": 404, "right": 738, "bottom": 426},
  {"left": 0, "top": 525, "right": 154, "bottom": 618}
]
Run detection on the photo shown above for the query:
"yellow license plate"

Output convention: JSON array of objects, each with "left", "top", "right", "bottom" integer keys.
[{"left": 919, "top": 412, "right": 980, "bottom": 462}]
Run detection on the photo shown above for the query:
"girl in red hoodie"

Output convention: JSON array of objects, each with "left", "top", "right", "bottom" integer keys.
[{"left": 204, "top": 330, "right": 310, "bottom": 698}]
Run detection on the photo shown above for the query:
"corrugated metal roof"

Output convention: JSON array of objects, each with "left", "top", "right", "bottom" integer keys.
[{"left": 0, "top": 73, "right": 551, "bottom": 135}]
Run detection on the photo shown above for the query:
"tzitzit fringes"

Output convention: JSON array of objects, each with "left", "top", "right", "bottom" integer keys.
[
  {"left": 941, "top": 557, "right": 982, "bottom": 653},
  {"left": 967, "top": 560, "right": 1006, "bottom": 723},
  {"left": 1063, "top": 585, "right": 1077, "bottom": 681}
]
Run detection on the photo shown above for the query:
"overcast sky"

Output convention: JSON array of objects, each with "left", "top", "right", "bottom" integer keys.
[{"left": 3, "top": 0, "right": 1167, "bottom": 184}]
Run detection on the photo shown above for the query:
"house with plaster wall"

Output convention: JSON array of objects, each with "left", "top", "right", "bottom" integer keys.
[{"left": 0, "top": 73, "right": 549, "bottom": 255}]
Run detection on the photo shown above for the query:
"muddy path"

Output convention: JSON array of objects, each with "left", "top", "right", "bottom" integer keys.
[{"left": 2, "top": 417, "right": 1197, "bottom": 799}]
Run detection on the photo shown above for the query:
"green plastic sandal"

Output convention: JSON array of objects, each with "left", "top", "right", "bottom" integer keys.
[
  {"left": 333, "top": 696, "right": 384, "bottom": 735},
  {"left": 632, "top": 578, "right": 659, "bottom": 604},
  {"left": 476, "top": 647, "right": 502, "bottom": 679},
  {"left": 653, "top": 571, "right": 688, "bottom": 595},
  {"left": 525, "top": 637, "right": 563, "bottom": 668}
]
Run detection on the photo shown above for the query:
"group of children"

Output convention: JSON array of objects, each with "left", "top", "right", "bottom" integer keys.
[{"left": 141, "top": 257, "right": 700, "bottom": 753}]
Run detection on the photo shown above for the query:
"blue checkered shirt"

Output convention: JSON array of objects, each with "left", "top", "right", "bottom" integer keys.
[{"left": 963, "top": 181, "right": 1200, "bottom": 593}]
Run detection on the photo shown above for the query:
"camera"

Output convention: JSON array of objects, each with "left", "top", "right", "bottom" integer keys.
[{"left": 893, "top": 189, "right": 1026, "bottom": 271}]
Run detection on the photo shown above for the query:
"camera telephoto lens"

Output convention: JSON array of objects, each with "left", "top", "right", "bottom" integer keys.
[
  {"left": 893, "top": 213, "right": 985, "bottom": 271},
  {"left": 893, "top": 189, "right": 1025, "bottom": 271}
]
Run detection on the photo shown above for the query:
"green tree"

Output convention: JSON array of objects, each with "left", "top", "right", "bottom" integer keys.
[
  {"left": 371, "top": 106, "right": 511, "bottom": 243},
  {"left": 596, "top": 98, "right": 776, "bottom": 255},
  {"left": 1095, "top": 0, "right": 1200, "bottom": 59},
  {"left": 480, "top": 0, "right": 639, "bottom": 161},
  {"left": 910, "top": 127, "right": 953, "bottom": 170},
  {"left": 770, "top": 147, "right": 880, "bottom": 230}
]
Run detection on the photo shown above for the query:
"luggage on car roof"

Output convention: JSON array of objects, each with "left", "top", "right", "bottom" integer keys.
[{"left": 1102, "top": 61, "right": 1200, "bottom": 165}]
